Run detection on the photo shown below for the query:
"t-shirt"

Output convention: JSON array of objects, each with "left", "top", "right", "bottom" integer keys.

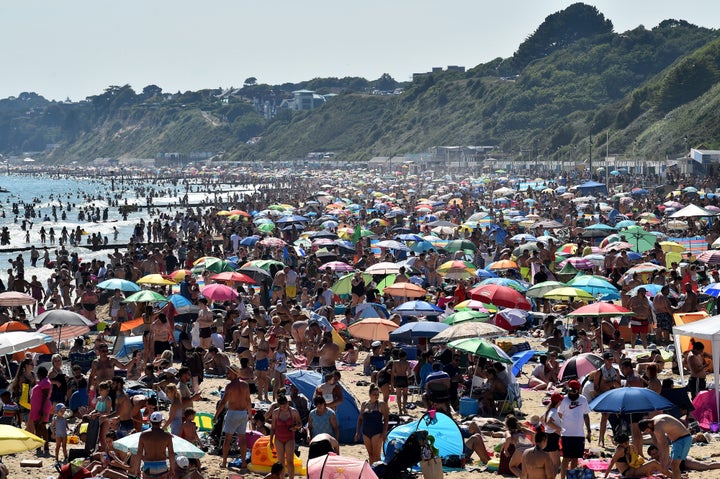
[
  {"left": 29, "top": 377, "right": 52, "bottom": 422},
  {"left": 557, "top": 395, "right": 590, "bottom": 437}
]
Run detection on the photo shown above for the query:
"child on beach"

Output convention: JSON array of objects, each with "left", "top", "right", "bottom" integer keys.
[
  {"left": 180, "top": 408, "right": 200, "bottom": 446},
  {"left": 91, "top": 381, "right": 112, "bottom": 417},
  {"left": 264, "top": 462, "right": 284, "bottom": 479},
  {"left": 0, "top": 390, "right": 21, "bottom": 426},
  {"left": 52, "top": 403, "right": 68, "bottom": 462}
]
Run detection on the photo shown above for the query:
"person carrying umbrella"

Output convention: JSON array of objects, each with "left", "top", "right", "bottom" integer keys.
[{"left": 136, "top": 411, "right": 175, "bottom": 479}]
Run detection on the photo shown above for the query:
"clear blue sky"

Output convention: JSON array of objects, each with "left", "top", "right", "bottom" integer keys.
[{"left": 1, "top": 0, "right": 718, "bottom": 101}]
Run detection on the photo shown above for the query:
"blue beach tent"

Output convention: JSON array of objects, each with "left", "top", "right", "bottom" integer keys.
[
  {"left": 384, "top": 411, "right": 463, "bottom": 459},
  {"left": 286, "top": 370, "right": 360, "bottom": 443}
]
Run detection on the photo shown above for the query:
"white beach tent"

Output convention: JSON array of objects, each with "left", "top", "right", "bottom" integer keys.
[{"left": 673, "top": 315, "right": 720, "bottom": 418}]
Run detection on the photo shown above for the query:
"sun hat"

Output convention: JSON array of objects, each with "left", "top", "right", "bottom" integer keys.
[{"left": 55, "top": 403, "right": 66, "bottom": 413}]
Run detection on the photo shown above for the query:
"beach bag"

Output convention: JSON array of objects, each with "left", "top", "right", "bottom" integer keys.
[
  {"left": 420, "top": 457, "right": 443, "bottom": 479},
  {"left": 567, "top": 467, "right": 595, "bottom": 479},
  {"left": 19, "top": 383, "right": 31, "bottom": 410}
]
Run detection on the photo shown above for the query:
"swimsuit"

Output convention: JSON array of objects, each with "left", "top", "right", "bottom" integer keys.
[
  {"left": 361, "top": 404, "right": 384, "bottom": 439},
  {"left": 255, "top": 358, "right": 269, "bottom": 371},
  {"left": 394, "top": 375, "right": 409, "bottom": 388},
  {"left": 118, "top": 419, "right": 134, "bottom": 438},
  {"left": 142, "top": 461, "right": 169, "bottom": 475},
  {"left": 274, "top": 413, "right": 295, "bottom": 443}
]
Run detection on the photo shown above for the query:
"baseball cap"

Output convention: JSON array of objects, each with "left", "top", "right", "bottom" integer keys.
[
  {"left": 371, "top": 340, "right": 382, "bottom": 348},
  {"left": 150, "top": 411, "right": 164, "bottom": 423},
  {"left": 55, "top": 403, "right": 66, "bottom": 413},
  {"left": 602, "top": 352, "right": 614, "bottom": 360},
  {"left": 567, "top": 380, "right": 582, "bottom": 390},
  {"left": 550, "top": 393, "right": 564, "bottom": 404},
  {"left": 176, "top": 456, "right": 189, "bottom": 469}
]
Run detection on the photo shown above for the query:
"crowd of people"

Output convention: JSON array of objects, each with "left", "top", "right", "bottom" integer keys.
[{"left": 2, "top": 166, "right": 720, "bottom": 479}]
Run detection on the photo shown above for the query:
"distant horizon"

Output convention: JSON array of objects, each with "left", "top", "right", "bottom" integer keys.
[{"left": 2, "top": 0, "right": 719, "bottom": 101}]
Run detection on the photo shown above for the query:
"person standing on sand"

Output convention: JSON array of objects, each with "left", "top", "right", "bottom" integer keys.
[
  {"left": 215, "top": 365, "right": 252, "bottom": 469},
  {"left": 137, "top": 411, "right": 175, "bottom": 479}
]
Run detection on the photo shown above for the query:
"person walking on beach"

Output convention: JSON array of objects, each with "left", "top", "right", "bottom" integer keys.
[{"left": 215, "top": 365, "right": 252, "bottom": 469}]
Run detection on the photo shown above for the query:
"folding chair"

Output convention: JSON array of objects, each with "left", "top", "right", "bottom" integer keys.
[{"left": 496, "top": 382, "right": 522, "bottom": 417}]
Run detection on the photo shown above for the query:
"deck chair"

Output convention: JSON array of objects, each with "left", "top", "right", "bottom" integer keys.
[
  {"left": 68, "top": 417, "right": 100, "bottom": 461},
  {"left": 497, "top": 381, "right": 522, "bottom": 417}
]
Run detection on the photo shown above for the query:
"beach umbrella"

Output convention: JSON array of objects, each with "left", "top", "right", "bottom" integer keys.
[
  {"left": 32, "top": 309, "right": 94, "bottom": 327},
  {"left": 192, "top": 258, "right": 237, "bottom": 274},
  {"left": 590, "top": 387, "right": 674, "bottom": 414},
  {"left": 375, "top": 240, "right": 410, "bottom": 251},
  {"left": 625, "top": 262, "right": 665, "bottom": 276},
  {"left": 97, "top": 278, "right": 141, "bottom": 293},
  {"left": 0, "top": 291, "right": 37, "bottom": 306},
  {"left": 331, "top": 272, "right": 373, "bottom": 296},
  {"left": 0, "top": 425, "right": 45, "bottom": 455},
  {"left": 542, "top": 287, "right": 594, "bottom": 301},
  {"left": 447, "top": 338, "right": 512, "bottom": 363},
  {"left": 123, "top": 290, "right": 167, "bottom": 303},
  {"left": 38, "top": 324, "right": 90, "bottom": 342},
  {"left": 494, "top": 308, "right": 529, "bottom": 331},
  {"left": 243, "top": 259, "right": 284, "bottom": 271},
  {"left": 238, "top": 266, "right": 272, "bottom": 283},
  {"left": 239, "top": 236, "right": 260, "bottom": 246},
  {"left": 169, "top": 269, "right": 193, "bottom": 282},
  {"left": 443, "top": 310, "right": 490, "bottom": 325},
  {"left": 389, "top": 321, "right": 449, "bottom": 343},
  {"left": 355, "top": 302, "right": 390, "bottom": 319},
  {"left": 567, "top": 302, "right": 634, "bottom": 317},
  {"left": 347, "top": 317, "right": 398, "bottom": 341},
  {"left": 604, "top": 241, "right": 634, "bottom": 252},
  {"left": 382, "top": 283, "right": 427, "bottom": 298},
  {"left": 137, "top": 274, "right": 176, "bottom": 285},
  {"left": 393, "top": 300, "right": 443, "bottom": 317},
  {"left": 257, "top": 223, "right": 275, "bottom": 233},
  {"left": 567, "top": 276, "right": 618, "bottom": 296},
  {"left": 437, "top": 260, "right": 477, "bottom": 279},
  {"left": 526, "top": 281, "right": 566, "bottom": 298},
  {"left": 468, "top": 284, "right": 532, "bottom": 310},
  {"left": 510, "top": 233, "right": 537, "bottom": 242},
  {"left": 308, "top": 454, "right": 378, "bottom": 479},
  {"left": 557, "top": 257, "right": 595, "bottom": 270},
  {"left": 479, "top": 277, "right": 528, "bottom": 292},
  {"left": 488, "top": 260, "right": 518, "bottom": 271},
  {"left": 454, "top": 299, "right": 493, "bottom": 312},
  {"left": 697, "top": 250, "right": 720, "bottom": 265},
  {"left": 444, "top": 239, "right": 477, "bottom": 253},
  {"left": 276, "top": 215, "right": 310, "bottom": 224},
  {"left": 558, "top": 353, "right": 603, "bottom": 380},
  {"left": 209, "top": 272, "right": 256, "bottom": 284},
  {"left": 620, "top": 225, "right": 657, "bottom": 252},
  {"left": 323, "top": 261, "right": 355, "bottom": 273},
  {"left": 113, "top": 432, "right": 204, "bottom": 459},
  {"left": 0, "top": 321, "right": 29, "bottom": 332},
  {"left": 259, "top": 237, "right": 286, "bottom": 248},
  {"left": 0, "top": 331, "right": 53, "bottom": 356},
  {"left": 365, "top": 262, "right": 402, "bottom": 275},
  {"left": 704, "top": 283, "right": 720, "bottom": 298},
  {"left": 659, "top": 241, "right": 685, "bottom": 253},
  {"left": 431, "top": 321, "right": 507, "bottom": 343},
  {"left": 201, "top": 284, "right": 238, "bottom": 302},
  {"left": 475, "top": 268, "right": 498, "bottom": 279},
  {"left": 614, "top": 220, "right": 636, "bottom": 229}
]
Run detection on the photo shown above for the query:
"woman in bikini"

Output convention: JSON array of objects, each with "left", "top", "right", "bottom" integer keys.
[
  {"left": 142, "top": 305, "right": 158, "bottom": 363},
  {"left": 354, "top": 384, "right": 389, "bottom": 464},
  {"left": 604, "top": 433, "right": 670, "bottom": 478},
  {"left": 271, "top": 340, "right": 295, "bottom": 400},
  {"left": 270, "top": 395, "right": 302, "bottom": 479}
]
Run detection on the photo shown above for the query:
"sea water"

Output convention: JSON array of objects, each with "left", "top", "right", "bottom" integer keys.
[{"left": 0, "top": 173, "right": 258, "bottom": 287}]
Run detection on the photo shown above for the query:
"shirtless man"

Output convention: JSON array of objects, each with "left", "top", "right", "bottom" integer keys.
[
  {"left": 653, "top": 285, "right": 674, "bottom": 345},
  {"left": 639, "top": 415, "right": 692, "bottom": 479},
  {"left": 272, "top": 268, "right": 287, "bottom": 302},
  {"left": 522, "top": 430, "right": 556, "bottom": 479},
  {"left": 131, "top": 395, "right": 148, "bottom": 433},
  {"left": 390, "top": 349, "right": 413, "bottom": 414},
  {"left": 318, "top": 331, "right": 340, "bottom": 375},
  {"left": 89, "top": 343, "right": 126, "bottom": 391},
  {"left": 627, "top": 287, "right": 651, "bottom": 348},
  {"left": 113, "top": 377, "right": 134, "bottom": 438},
  {"left": 677, "top": 283, "right": 698, "bottom": 313},
  {"left": 137, "top": 411, "right": 175, "bottom": 479},
  {"left": 196, "top": 299, "right": 214, "bottom": 350},
  {"left": 215, "top": 365, "right": 252, "bottom": 468},
  {"left": 687, "top": 341, "right": 708, "bottom": 399},
  {"left": 648, "top": 443, "right": 720, "bottom": 472}
]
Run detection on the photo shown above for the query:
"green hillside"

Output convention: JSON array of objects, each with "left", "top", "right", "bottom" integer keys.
[{"left": 1, "top": 3, "right": 719, "bottom": 164}]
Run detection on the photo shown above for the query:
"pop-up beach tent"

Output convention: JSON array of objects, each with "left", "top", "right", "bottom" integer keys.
[
  {"left": 576, "top": 180, "right": 607, "bottom": 196},
  {"left": 673, "top": 314, "right": 720, "bottom": 423},
  {"left": 384, "top": 411, "right": 463, "bottom": 459},
  {"left": 286, "top": 370, "right": 359, "bottom": 443},
  {"left": 308, "top": 454, "right": 378, "bottom": 479}
]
